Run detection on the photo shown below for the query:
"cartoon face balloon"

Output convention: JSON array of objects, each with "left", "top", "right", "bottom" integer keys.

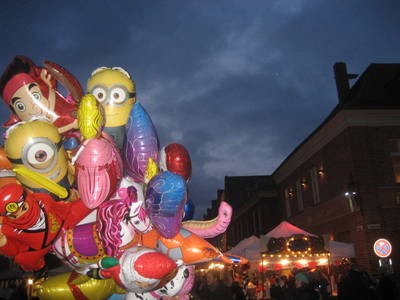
[
  {"left": 0, "top": 56, "right": 81, "bottom": 134},
  {"left": 4, "top": 119, "right": 73, "bottom": 199},
  {"left": 86, "top": 67, "right": 136, "bottom": 149}
]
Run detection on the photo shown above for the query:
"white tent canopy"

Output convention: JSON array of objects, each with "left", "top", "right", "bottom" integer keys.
[
  {"left": 327, "top": 240, "right": 355, "bottom": 259},
  {"left": 228, "top": 235, "right": 265, "bottom": 262},
  {"left": 265, "top": 221, "right": 317, "bottom": 238},
  {"left": 228, "top": 221, "right": 355, "bottom": 264}
]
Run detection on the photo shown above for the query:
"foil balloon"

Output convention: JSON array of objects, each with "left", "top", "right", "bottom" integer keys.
[
  {"left": 182, "top": 198, "right": 195, "bottom": 221},
  {"left": 182, "top": 200, "right": 232, "bottom": 239},
  {"left": 91, "top": 246, "right": 177, "bottom": 294},
  {"left": 159, "top": 143, "right": 192, "bottom": 181},
  {"left": 175, "top": 265, "right": 196, "bottom": 298},
  {"left": 53, "top": 194, "right": 142, "bottom": 274},
  {"left": 78, "top": 93, "right": 105, "bottom": 139},
  {"left": 0, "top": 147, "right": 16, "bottom": 188},
  {"left": 157, "top": 228, "right": 224, "bottom": 264},
  {"left": 124, "top": 102, "right": 159, "bottom": 183},
  {"left": 5, "top": 119, "right": 74, "bottom": 200},
  {"left": 145, "top": 171, "right": 187, "bottom": 238},
  {"left": 0, "top": 56, "right": 81, "bottom": 135},
  {"left": 129, "top": 263, "right": 194, "bottom": 300},
  {"left": 0, "top": 183, "right": 91, "bottom": 271},
  {"left": 75, "top": 135, "right": 123, "bottom": 209},
  {"left": 35, "top": 272, "right": 122, "bottom": 300},
  {"left": 87, "top": 66, "right": 136, "bottom": 149},
  {"left": 140, "top": 228, "right": 227, "bottom": 265},
  {"left": 44, "top": 60, "right": 83, "bottom": 102}
]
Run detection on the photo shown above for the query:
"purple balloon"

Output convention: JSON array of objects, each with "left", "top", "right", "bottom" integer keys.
[
  {"left": 145, "top": 171, "right": 187, "bottom": 238},
  {"left": 124, "top": 102, "right": 159, "bottom": 183}
]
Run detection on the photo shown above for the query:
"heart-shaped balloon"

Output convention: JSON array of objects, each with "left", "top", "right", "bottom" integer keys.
[{"left": 145, "top": 171, "right": 187, "bottom": 238}]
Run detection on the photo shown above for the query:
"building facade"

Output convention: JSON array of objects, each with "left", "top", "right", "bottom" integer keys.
[
  {"left": 274, "top": 63, "right": 400, "bottom": 274},
  {"left": 224, "top": 176, "right": 281, "bottom": 249},
  {"left": 207, "top": 62, "right": 400, "bottom": 275}
]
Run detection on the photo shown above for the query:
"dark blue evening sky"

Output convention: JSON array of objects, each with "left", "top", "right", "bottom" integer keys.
[{"left": 1, "top": 0, "right": 400, "bottom": 218}]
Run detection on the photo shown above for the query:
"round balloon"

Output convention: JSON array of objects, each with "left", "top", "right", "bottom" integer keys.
[{"left": 159, "top": 143, "right": 192, "bottom": 181}]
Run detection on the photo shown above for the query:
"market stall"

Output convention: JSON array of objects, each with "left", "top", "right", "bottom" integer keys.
[{"left": 261, "top": 221, "right": 330, "bottom": 272}]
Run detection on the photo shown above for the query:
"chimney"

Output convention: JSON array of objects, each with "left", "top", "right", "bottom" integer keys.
[{"left": 334, "top": 62, "right": 351, "bottom": 104}]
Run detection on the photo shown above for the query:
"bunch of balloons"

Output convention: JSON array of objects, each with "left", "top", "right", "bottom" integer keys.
[{"left": 0, "top": 56, "right": 239, "bottom": 300}]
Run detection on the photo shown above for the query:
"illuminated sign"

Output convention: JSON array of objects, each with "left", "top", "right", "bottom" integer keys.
[{"left": 373, "top": 238, "right": 392, "bottom": 258}]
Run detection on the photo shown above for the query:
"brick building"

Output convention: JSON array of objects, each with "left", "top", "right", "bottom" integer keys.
[
  {"left": 273, "top": 62, "right": 400, "bottom": 274},
  {"left": 206, "top": 62, "right": 400, "bottom": 274},
  {"left": 224, "top": 176, "right": 281, "bottom": 248}
]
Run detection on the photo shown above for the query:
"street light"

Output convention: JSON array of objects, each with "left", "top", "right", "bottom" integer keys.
[{"left": 27, "top": 278, "right": 33, "bottom": 300}]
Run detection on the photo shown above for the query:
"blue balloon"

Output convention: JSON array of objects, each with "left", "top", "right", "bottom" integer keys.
[
  {"left": 183, "top": 198, "right": 195, "bottom": 221},
  {"left": 106, "top": 294, "right": 125, "bottom": 300},
  {"left": 145, "top": 171, "right": 187, "bottom": 238}
]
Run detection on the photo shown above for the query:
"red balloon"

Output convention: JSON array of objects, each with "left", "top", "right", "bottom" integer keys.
[{"left": 160, "top": 143, "right": 192, "bottom": 181}]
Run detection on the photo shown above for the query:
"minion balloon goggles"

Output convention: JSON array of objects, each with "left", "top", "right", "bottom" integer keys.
[
  {"left": 90, "top": 84, "right": 136, "bottom": 106},
  {"left": 8, "top": 137, "right": 63, "bottom": 174}
]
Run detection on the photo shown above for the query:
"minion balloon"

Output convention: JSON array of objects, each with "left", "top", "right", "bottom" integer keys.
[
  {"left": 86, "top": 67, "right": 136, "bottom": 149},
  {"left": 4, "top": 119, "right": 74, "bottom": 200}
]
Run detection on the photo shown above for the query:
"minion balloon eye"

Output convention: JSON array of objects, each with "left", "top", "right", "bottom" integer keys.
[
  {"left": 90, "top": 84, "right": 133, "bottom": 105},
  {"left": 8, "top": 138, "right": 62, "bottom": 172}
]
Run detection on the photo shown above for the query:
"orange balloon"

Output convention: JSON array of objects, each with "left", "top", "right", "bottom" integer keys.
[
  {"left": 0, "top": 147, "right": 16, "bottom": 188},
  {"left": 132, "top": 228, "right": 223, "bottom": 265},
  {"left": 0, "top": 148, "right": 12, "bottom": 169}
]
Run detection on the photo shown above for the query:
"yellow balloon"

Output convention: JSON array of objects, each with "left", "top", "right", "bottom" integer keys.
[
  {"left": 5, "top": 119, "right": 74, "bottom": 197},
  {"left": 13, "top": 165, "right": 68, "bottom": 199},
  {"left": 145, "top": 157, "right": 159, "bottom": 183},
  {"left": 78, "top": 93, "right": 105, "bottom": 140},
  {"left": 36, "top": 272, "right": 124, "bottom": 300}
]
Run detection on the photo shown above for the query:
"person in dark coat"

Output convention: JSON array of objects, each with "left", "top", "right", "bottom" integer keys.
[
  {"left": 293, "top": 272, "right": 319, "bottom": 300},
  {"left": 231, "top": 281, "right": 246, "bottom": 300},
  {"left": 202, "top": 271, "right": 233, "bottom": 300},
  {"left": 338, "top": 263, "right": 374, "bottom": 300}
]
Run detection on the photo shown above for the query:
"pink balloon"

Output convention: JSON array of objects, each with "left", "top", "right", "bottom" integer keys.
[
  {"left": 182, "top": 201, "right": 232, "bottom": 238},
  {"left": 75, "top": 135, "right": 123, "bottom": 209}
]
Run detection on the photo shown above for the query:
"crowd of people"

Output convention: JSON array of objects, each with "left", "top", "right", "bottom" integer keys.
[
  {"left": 190, "top": 263, "right": 400, "bottom": 300},
  {"left": 191, "top": 269, "right": 323, "bottom": 300}
]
